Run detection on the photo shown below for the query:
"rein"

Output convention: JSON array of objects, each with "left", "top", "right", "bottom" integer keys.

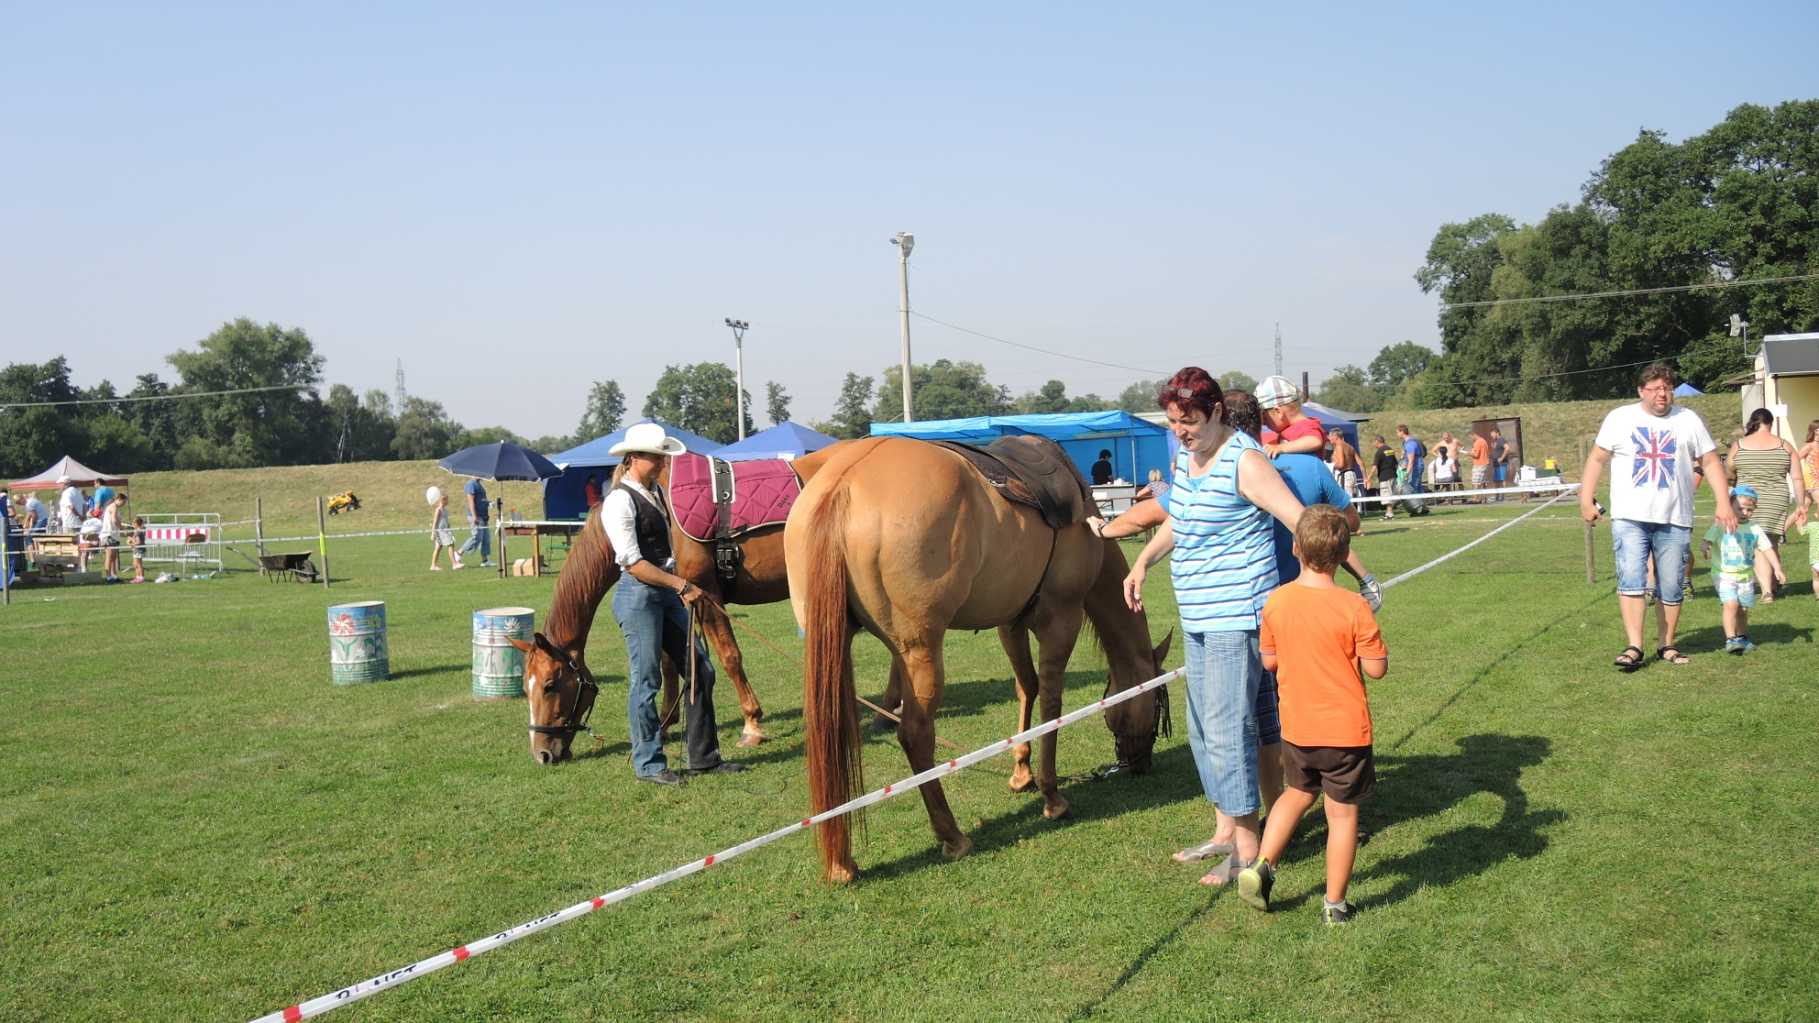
[{"left": 526, "top": 638, "right": 601, "bottom": 743}]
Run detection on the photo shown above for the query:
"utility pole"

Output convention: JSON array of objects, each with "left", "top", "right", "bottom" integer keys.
[
  {"left": 891, "top": 232, "right": 915, "bottom": 422},
  {"left": 724, "top": 318, "right": 750, "bottom": 440},
  {"left": 1273, "top": 323, "right": 1284, "bottom": 378}
]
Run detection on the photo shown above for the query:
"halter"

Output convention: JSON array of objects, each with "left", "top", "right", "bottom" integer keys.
[{"left": 526, "top": 639, "right": 600, "bottom": 743}]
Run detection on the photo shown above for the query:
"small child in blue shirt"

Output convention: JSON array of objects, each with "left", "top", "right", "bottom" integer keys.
[{"left": 1700, "top": 484, "right": 1784, "bottom": 654}]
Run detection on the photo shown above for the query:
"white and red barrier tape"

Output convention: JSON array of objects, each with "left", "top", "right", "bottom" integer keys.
[
  {"left": 1348, "top": 481, "right": 1577, "bottom": 506},
  {"left": 246, "top": 494, "right": 1570, "bottom": 1022}
]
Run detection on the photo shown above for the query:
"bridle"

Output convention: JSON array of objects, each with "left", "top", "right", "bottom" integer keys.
[{"left": 526, "top": 637, "right": 600, "bottom": 743}]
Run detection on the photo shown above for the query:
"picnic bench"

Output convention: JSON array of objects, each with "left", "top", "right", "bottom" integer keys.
[{"left": 259, "top": 552, "right": 320, "bottom": 583}]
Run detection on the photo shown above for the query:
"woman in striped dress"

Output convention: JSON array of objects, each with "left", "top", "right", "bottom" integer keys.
[
  {"left": 1123, "top": 367, "right": 1306, "bottom": 887},
  {"left": 1728, "top": 409, "right": 1807, "bottom": 600}
]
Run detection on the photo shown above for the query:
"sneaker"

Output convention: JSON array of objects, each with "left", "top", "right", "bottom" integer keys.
[
  {"left": 1725, "top": 636, "right": 1746, "bottom": 655},
  {"left": 1738, "top": 635, "right": 1758, "bottom": 653},
  {"left": 481, "top": 561, "right": 496, "bottom": 568},
  {"left": 1322, "top": 900, "right": 1355, "bottom": 925},
  {"left": 1237, "top": 859, "right": 1274, "bottom": 912}
]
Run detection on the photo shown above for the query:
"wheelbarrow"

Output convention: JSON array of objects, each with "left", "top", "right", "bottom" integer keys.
[{"left": 259, "top": 552, "right": 320, "bottom": 582}]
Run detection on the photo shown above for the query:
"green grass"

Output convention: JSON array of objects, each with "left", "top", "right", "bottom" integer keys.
[{"left": 3, "top": 494, "right": 1816, "bottom": 1022}]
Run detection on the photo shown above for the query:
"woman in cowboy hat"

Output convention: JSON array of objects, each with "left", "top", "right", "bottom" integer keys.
[{"left": 602, "top": 423, "right": 745, "bottom": 786}]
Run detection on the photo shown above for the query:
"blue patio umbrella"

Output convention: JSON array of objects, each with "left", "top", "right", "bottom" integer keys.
[{"left": 438, "top": 441, "right": 562, "bottom": 482}]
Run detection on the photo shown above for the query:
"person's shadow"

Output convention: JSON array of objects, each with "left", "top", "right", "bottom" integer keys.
[
  {"left": 1268, "top": 734, "right": 1564, "bottom": 913},
  {"left": 1676, "top": 621, "right": 1813, "bottom": 653}
]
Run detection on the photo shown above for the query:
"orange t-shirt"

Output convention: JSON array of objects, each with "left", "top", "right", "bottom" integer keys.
[
  {"left": 1258, "top": 582, "right": 1387, "bottom": 747},
  {"left": 1471, "top": 434, "right": 1491, "bottom": 467}
]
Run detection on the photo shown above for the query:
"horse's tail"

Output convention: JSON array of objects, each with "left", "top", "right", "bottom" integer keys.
[{"left": 801, "top": 484, "right": 862, "bottom": 876}]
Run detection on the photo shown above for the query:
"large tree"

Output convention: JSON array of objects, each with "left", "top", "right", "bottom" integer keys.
[
  {"left": 1117, "top": 378, "right": 1165, "bottom": 413},
  {"left": 1314, "top": 365, "right": 1381, "bottom": 413},
  {"left": 828, "top": 372, "right": 874, "bottom": 439},
  {"left": 873, "top": 359, "right": 1011, "bottom": 423},
  {"left": 641, "top": 362, "right": 753, "bottom": 444},
  {"left": 0, "top": 357, "right": 84, "bottom": 478},
  {"left": 576, "top": 380, "right": 626, "bottom": 440},
  {"left": 1217, "top": 370, "right": 1258, "bottom": 394},
  {"left": 326, "top": 384, "right": 398, "bottom": 462},
  {"left": 166, "top": 318, "right": 329, "bottom": 468},
  {"left": 391, "top": 397, "right": 462, "bottom": 460}
]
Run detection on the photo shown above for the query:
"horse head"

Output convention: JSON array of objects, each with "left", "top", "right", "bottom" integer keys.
[
  {"left": 511, "top": 632, "right": 596, "bottom": 765},
  {"left": 1105, "top": 628, "right": 1173, "bottom": 774}
]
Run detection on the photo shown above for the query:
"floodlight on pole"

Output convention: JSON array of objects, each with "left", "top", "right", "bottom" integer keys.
[
  {"left": 891, "top": 232, "right": 915, "bottom": 422},
  {"left": 725, "top": 318, "right": 750, "bottom": 440}
]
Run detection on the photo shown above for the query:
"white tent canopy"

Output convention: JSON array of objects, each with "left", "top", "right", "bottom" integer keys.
[{"left": 7, "top": 455, "right": 128, "bottom": 492}]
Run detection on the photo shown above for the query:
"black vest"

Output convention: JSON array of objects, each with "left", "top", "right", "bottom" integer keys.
[{"left": 614, "top": 482, "right": 673, "bottom": 565}]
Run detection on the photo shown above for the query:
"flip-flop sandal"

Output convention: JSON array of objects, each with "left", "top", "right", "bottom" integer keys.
[
  {"left": 1656, "top": 645, "right": 1691, "bottom": 665},
  {"left": 1198, "top": 853, "right": 1253, "bottom": 887},
  {"left": 1172, "top": 838, "right": 1235, "bottom": 863},
  {"left": 1613, "top": 645, "right": 1645, "bottom": 672}
]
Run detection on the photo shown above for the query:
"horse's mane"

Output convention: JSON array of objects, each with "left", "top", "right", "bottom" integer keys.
[{"left": 544, "top": 507, "right": 617, "bottom": 651}]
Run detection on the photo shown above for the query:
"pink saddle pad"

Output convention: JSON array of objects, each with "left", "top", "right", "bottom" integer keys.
[{"left": 669, "top": 454, "right": 802, "bottom": 542}]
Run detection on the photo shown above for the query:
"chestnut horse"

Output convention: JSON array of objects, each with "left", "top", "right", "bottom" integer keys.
[
  {"left": 515, "top": 443, "right": 849, "bottom": 764},
  {"left": 786, "top": 437, "right": 1170, "bottom": 882}
]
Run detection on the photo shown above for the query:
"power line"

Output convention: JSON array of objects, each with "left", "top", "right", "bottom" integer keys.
[
  {"left": 910, "top": 310, "right": 1166, "bottom": 376},
  {"left": 1439, "top": 271, "right": 1819, "bottom": 311},
  {"left": 1417, "top": 354, "right": 1685, "bottom": 391},
  {"left": 0, "top": 384, "right": 311, "bottom": 411}
]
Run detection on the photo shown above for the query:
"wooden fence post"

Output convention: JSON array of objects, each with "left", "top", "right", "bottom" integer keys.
[
  {"left": 317, "top": 496, "right": 331, "bottom": 591},
  {"left": 254, "top": 497, "right": 265, "bottom": 561},
  {"left": 1584, "top": 520, "right": 1596, "bottom": 584}
]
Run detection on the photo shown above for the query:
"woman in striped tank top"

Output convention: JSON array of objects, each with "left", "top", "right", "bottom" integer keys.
[
  {"left": 1123, "top": 367, "right": 1308, "bottom": 887},
  {"left": 1727, "top": 408, "right": 1808, "bottom": 600}
]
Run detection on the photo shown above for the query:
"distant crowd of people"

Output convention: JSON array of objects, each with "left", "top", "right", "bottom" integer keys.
[{"left": 1, "top": 474, "right": 146, "bottom": 584}]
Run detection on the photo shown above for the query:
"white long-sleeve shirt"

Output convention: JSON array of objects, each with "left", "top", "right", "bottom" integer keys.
[{"left": 601, "top": 479, "right": 676, "bottom": 570}]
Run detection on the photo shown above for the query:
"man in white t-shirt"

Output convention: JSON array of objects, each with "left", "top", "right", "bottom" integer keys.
[
  {"left": 1580, "top": 362, "right": 1734, "bottom": 671},
  {"left": 58, "top": 476, "right": 87, "bottom": 533}
]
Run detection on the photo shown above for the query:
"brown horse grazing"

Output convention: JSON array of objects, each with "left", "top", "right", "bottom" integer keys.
[
  {"left": 786, "top": 437, "right": 1170, "bottom": 882},
  {"left": 514, "top": 444, "right": 849, "bottom": 765}
]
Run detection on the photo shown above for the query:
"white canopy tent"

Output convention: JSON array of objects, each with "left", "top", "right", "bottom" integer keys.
[{"left": 7, "top": 455, "right": 128, "bottom": 492}]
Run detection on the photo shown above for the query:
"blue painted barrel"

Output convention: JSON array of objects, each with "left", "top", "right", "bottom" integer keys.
[
  {"left": 326, "top": 601, "right": 389, "bottom": 684},
  {"left": 472, "top": 606, "right": 535, "bottom": 700}
]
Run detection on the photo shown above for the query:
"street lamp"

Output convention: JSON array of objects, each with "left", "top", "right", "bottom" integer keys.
[
  {"left": 724, "top": 318, "right": 750, "bottom": 440},
  {"left": 890, "top": 232, "right": 914, "bottom": 422}
]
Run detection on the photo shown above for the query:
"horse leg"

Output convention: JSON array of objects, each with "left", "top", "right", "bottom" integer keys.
[
  {"left": 696, "top": 599, "right": 767, "bottom": 746},
  {"left": 1031, "top": 603, "right": 1086, "bottom": 821},
  {"left": 872, "top": 656, "right": 905, "bottom": 732},
  {"left": 896, "top": 643, "right": 972, "bottom": 860},
  {"left": 658, "top": 651, "right": 680, "bottom": 745},
  {"left": 997, "top": 624, "right": 1040, "bottom": 793}
]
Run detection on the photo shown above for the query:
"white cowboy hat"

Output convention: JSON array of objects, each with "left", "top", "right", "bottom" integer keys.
[
  {"left": 609, "top": 422, "right": 687, "bottom": 458},
  {"left": 56, "top": 475, "right": 72, "bottom": 485}
]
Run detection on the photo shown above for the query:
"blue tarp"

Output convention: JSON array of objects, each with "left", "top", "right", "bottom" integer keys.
[
  {"left": 1673, "top": 382, "right": 1703, "bottom": 397},
  {"left": 715, "top": 421, "right": 840, "bottom": 461},
  {"left": 1295, "top": 402, "right": 1362, "bottom": 453},
  {"left": 872, "top": 411, "right": 1173, "bottom": 486},
  {"left": 542, "top": 420, "right": 724, "bottom": 520}
]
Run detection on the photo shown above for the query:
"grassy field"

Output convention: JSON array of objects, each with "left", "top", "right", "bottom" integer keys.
[{"left": 5, "top": 485, "right": 1817, "bottom": 1021}]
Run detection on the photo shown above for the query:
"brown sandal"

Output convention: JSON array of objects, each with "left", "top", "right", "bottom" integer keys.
[{"left": 1657, "top": 645, "right": 1690, "bottom": 665}]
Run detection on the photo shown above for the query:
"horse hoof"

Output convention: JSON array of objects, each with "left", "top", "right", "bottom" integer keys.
[
  {"left": 942, "top": 836, "right": 973, "bottom": 861},
  {"left": 1007, "top": 771, "right": 1036, "bottom": 793},
  {"left": 1042, "top": 799, "right": 1071, "bottom": 821},
  {"left": 737, "top": 731, "right": 765, "bottom": 748},
  {"left": 826, "top": 863, "right": 859, "bottom": 884}
]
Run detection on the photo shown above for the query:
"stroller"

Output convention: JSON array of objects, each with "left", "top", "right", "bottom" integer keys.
[{"left": 327, "top": 491, "right": 362, "bottom": 515}]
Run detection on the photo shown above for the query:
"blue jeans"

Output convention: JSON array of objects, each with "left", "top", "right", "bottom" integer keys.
[
  {"left": 611, "top": 574, "right": 721, "bottom": 777},
  {"left": 1182, "top": 629, "right": 1262, "bottom": 816},
  {"left": 459, "top": 518, "right": 491, "bottom": 560},
  {"left": 1612, "top": 519, "right": 1691, "bottom": 604}
]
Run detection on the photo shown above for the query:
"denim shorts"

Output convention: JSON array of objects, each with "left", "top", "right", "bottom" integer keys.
[
  {"left": 1612, "top": 519, "right": 1691, "bottom": 604},
  {"left": 1715, "top": 576, "right": 1757, "bottom": 609},
  {"left": 1182, "top": 629, "right": 1262, "bottom": 817}
]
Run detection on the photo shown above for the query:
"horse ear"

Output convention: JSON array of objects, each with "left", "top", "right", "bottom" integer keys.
[
  {"left": 509, "top": 637, "right": 536, "bottom": 655},
  {"left": 1152, "top": 628, "right": 1173, "bottom": 667}
]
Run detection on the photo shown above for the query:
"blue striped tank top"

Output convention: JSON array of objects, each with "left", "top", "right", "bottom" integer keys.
[{"left": 1166, "top": 431, "right": 1278, "bottom": 633}]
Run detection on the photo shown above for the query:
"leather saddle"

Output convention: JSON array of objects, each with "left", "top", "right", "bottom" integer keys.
[{"left": 933, "top": 435, "right": 1095, "bottom": 529}]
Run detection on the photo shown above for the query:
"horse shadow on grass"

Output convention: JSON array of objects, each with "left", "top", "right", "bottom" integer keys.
[
  {"left": 388, "top": 663, "right": 468, "bottom": 681},
  {"left": 1266, "top": 733, "right": 1564, "bottom": 914}
]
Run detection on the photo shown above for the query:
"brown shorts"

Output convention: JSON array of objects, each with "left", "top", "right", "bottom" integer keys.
[{"left": 1282, "top": 741, "right": 1375, "bottom": 804}]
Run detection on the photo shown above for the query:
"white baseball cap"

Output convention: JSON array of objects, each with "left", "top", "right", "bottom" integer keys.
[{"left": 1255, "top": 375, "right": 1301, "bottom": 410}]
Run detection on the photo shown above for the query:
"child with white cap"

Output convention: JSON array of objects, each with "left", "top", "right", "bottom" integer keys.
[
  {"left": 1255, "top": 375, "right": 1326, "bottom": 459},
  {"left": 1700, "top": 484, "right": 1782, "bottom": 654}
]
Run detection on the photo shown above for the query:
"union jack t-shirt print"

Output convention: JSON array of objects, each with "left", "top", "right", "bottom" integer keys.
[{"left": 1629, "top": 426, "right": 1678, "bottom": 490}]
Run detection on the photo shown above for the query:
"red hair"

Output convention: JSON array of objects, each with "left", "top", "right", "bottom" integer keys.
[{"left": 1157, "top": 367, "right": 1224, "bottom": 422}]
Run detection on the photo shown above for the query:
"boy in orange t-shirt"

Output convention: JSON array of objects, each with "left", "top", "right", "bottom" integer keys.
[{"left": 1239, "top": 505, "right": 1388, "bottom": 925}]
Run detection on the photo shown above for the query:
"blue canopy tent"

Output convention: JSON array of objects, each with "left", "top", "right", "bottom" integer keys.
[
  {"left": 1298, "top": 401, "right": 1367, "bottom": 452},
  {"left": 715, "top": 421, "right": 840, "bottom": 461},
  {"left": 872, "top": 410, "right": 1172, "bottom": 485},
  {"left": 542, "top": 420, "right": 724, "bottom": 520},
  {"left": 1673, "top": 382, "right": 1703, "bottom": 397}
]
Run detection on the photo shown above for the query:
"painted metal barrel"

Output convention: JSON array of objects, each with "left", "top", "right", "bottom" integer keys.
[
  {"left": 326, "top": 601, "right": 389, "bottom": 685},
  {"left": 472, "top": 606, "right": 535, "bottom": 700}
]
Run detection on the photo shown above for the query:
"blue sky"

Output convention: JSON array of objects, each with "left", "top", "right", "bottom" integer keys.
[{"left": 5, "top": 3, "right": 1816, "bottom": 436}]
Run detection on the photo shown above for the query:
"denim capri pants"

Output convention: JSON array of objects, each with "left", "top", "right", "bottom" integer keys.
[{"left": 1182, "top": 629, "right": 1262, "bottom": 817}]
